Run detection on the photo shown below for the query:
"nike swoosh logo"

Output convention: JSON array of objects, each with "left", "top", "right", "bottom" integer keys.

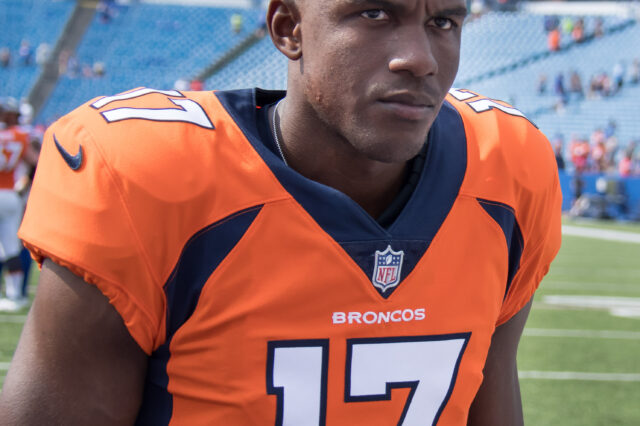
[{"left": 54, "top": 134, "right": 83, "bottom": 171}]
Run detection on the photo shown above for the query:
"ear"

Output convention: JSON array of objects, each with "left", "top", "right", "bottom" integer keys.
[{"left": 267, "top": 0, "right": 302, "bottom": 60}]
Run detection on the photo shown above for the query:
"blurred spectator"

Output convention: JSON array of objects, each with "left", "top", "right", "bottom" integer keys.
[
  {"left": 536, "top": 73, "right": 548, "bottom": 95},
  {"left": 630, "top": 58, "right": 640, "bottom": 84},
  {"left": 624, "top": 141, "right": 639, "bottom": 176},
  {"left": 570, "top": 171, "right": 585, "bottom": 208},
  {"left": 588, "top": 74, "right": 600, "bottom": 98},
  {"left": 604, "top": 119, "right": 617, "bottom": 140},
  {"left": 65, "top": 54, "right": 80, "bottom": 78},
  {"left": 570, "top": 134, "right": 589, "bottom": 173},
  {"left": 0, "top": 47, "right": 10, "bottom": 68},
  {"left": 548, "top": 27, "right": 561, "bottom": 51},
  {"left": 35, "top": 42, "right": 51, "bottom": 66},
  {"left": 190, "top": 79, "right": 203, "bottom": 91},
  {"left": 93, "top": 61, "right": 105, "bottom": 78},
  {"left": 544, "top": 16, "right": 559, "bottom": 32},
  {"left": 619, "top": 150, "right": 634, "bottom": 177},
  {"left": 82, "top": 64, "right": 94, "bottom": 78},
  {"left": 470, "top": 0, "right": 486, "bottom": 19},
  {"left": 612, "top": 61, "right": 625, "bottom": 94},
  {"left": 590, "top": 128, "right": 607, "bottom": 172},
  {"left": 18, "top": 40, "right": 33, "bottom": 66},
  {"left": 561, "top": 17, "right": 573, "bottom": 35},
  {"left": 230, "top": 13, "right": 243, "bottom": 34},
  {"left": 589, "top": 72, "right": 611, "bottom": 98},
  {"left": 552, "top": 134, "right": 565, "bottom": 170},
  {"left": 605, "top": 134, "right": 618, "bottom": 170},
  {"left": 553, "top": 72, "right": 567, "bottom": 109},
  {"left": 572, "top": 18, "right": 585, "bottom": 43},
  {"left": 594, "top": 17, "right": 604, "bottom": 38},
  {"left": 98, "top": 0, "right": 116, "bottom": 24},
  {"left": 600, "top": 72, "right": 612, "bottom": 97},
  {"left": 58, "top": 49, "right": 70, "bottom": 75},
  {"left": 568, "top": 70, "right": 583, "bottom": 98},
  {"left": 174, "top": 77, "right": 189, "bottom": 91},
  {"left": 19, "top": 100, "right": 34, "bottom": 126}
]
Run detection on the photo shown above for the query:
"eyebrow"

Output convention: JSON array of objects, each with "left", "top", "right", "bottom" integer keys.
[
  {"left": 341, "top": 0, "right": 401, "bottom": 9},
  {"left": 434, "top": 6, "right": 468, "bottom": 17},
  {"left": 341, "top": 0, "right": 468, "bottom": 17}
]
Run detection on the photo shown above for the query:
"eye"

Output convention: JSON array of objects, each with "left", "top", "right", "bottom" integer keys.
[
  {"left": 361, "top": 9, "right": 389, "bottom": 21},
  {"left": 430, "top": 17, "right": 455, "bottom": 30}
]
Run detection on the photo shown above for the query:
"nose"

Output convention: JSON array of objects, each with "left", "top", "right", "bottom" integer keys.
[{"left": 388, "top": 26, "right": 438, "bottom": 77}]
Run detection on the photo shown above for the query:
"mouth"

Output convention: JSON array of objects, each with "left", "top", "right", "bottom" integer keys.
[{"left": 377, "top": 93, "right": 434, "bottom": 121}]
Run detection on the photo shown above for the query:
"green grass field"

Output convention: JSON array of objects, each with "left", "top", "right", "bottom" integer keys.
[
  {"left": 1, "top": 218, "right": 639, "bottom": 424},
  {"left": 520, "top": 219, "right": 640, "bottom": 425}
]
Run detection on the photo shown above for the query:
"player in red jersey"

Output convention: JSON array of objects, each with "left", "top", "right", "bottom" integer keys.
[
  {"left": 0, "top": 1, "right": 561, "bottom": 425},
  {"left": 0, "top": 98, "right": 39, "bottom": 312}
]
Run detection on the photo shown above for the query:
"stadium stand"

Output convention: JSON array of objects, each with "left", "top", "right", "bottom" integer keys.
[
  {"left": 456, "top": 13, "right": 629, "bottom": 85},
  {"left": 456, "top": 15, "right": 635, "bottom": 114},
  {"left": 207, "top": 36, "right": 286, "bottom": 90},
  {"left": 36, "top": 2, "right": 262, "bottom": 124},
  {"left": 0, "top": 0, "right": 74, "bottom": 100}
]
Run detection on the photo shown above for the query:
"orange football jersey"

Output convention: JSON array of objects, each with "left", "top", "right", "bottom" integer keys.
[
  {"left": 0, "top": 127, "right": 29, "bottom": 189},
  {"left": 19, "top": 87, "right": 562, "bottom": 425}
]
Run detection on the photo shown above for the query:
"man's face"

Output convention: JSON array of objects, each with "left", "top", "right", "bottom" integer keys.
[{"left": 294, "top": 0, "right": 466, "bottom": 163}]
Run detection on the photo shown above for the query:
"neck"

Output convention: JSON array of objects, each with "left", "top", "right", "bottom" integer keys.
[{"left": 270, "top": 96, "right": 410, "bottom": 219}]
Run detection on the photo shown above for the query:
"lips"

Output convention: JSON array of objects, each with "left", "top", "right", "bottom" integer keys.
[{"left": 378, "top": 92, "right": 434, "bottom": 121}]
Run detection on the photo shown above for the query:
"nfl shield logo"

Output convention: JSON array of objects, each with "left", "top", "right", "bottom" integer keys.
[{"left": 371, "top": 245, "right": 404, "bottom": 293}]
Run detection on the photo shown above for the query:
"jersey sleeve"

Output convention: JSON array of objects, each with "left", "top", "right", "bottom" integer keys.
[
  {"left": 496, "top": 137, "right": 563, "bottom": 326},
  {"left": 18, "top": 111, "right": 165, "bottom": 355}
]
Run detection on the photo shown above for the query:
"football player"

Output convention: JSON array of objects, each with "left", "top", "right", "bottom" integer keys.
[
  {"left": 0, "top": 0, "right": 562, "bottom": 424},
  {"left": 0, "top": 98, "right": 38, "bottom": 312}
]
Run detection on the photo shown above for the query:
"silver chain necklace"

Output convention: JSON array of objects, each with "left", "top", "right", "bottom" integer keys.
[{"left": 271, "top": 99, "right": 288, "bottom": 166}]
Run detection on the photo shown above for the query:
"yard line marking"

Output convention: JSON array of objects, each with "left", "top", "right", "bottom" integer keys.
[
  {"left": 524, "top": 328, "right": 640, "bottom": 340},
  {"left": 519, "top": 371, "right": 640, "bottom": 382},
  {"left": 0, "top": 362, "right": 9, "bottom": 371},
  {"left": 0, "top": 315, "right": 27, "bottom": 323},
  {"left": 548, "top": 266, "right": 640, "bottom": 276},
  {"left": 543, "top": 281, "right": 640, "bottom": 292},
  {"left": 562, "top": 225, "right": 640, "bottom": 243},
  {"left": 541, "top": 295, "right": 640, "bottom": 318}
]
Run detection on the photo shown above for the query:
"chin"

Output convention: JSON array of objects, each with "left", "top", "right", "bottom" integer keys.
[{"left": 359, "top": 136, "right": 427, "bottom": 164}]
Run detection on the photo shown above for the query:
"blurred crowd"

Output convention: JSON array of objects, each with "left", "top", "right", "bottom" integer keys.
[
  {"left": 0, "top": 39, "right": 51, "bottom": 70},
  {"left": 537, "top": 58, "right": 640, "bottom": 111},
  {"left": 551, "top": 120, "right": 640, "bottom": 177},
  {"left": 0, "top": 96, "right": 42, "bottom": 311},
  {"left": 544, "top": 16, "right": 602, "bottom": 51}
]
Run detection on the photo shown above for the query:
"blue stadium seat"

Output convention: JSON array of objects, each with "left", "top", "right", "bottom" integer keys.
[
  {"left": 37, "top": 3, "right": 262, "bottom": 124},
  {"left": 0, "top": 0, "right": 74, "bottom": 100}
]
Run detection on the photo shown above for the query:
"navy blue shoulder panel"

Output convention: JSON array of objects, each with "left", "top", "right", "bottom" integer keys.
[
  {"left": 215, "top": 89, "right": 467, "bottom": 298},
  {"left": 216, "top": 88, "right": 383, "bottom": 242},
  {"left": 136, "top": 205, "right": 263, "bottom": 425},
  {"left": 389, "top": 100, "right": 468, "bottom": 238},
  {"left": 476, "top": 199, "right": 524, "bottom": 299}
]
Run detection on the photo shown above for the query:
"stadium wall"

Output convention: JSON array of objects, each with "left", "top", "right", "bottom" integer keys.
[{"left": 559, "top": 171, "right": 640, "bottom": 220}]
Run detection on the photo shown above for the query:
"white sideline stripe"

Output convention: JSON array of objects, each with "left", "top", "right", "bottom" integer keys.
[
  {"left": 0, "top": 362, "right": 9, "bottom": 371},
  {"left": 519, "top": 371, "right": 640, "bottom": 382},
  {"left": 524, "top": 328, "right": 640, "bottom": 340},
  {"left": 0, "top": 315, "right": 27, "bottom": 323},
  {"left": 544, "top": 281, "right": 640, "bottom": 292},
  {"left": 562, "top": 225, "right": 640, "bottom": 243}
]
